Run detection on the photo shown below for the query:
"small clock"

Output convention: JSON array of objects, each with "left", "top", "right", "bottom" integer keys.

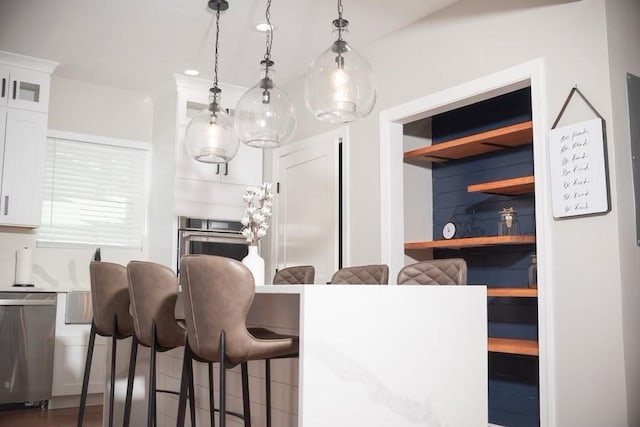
[{"left": 442, "top": 222, "right": 456, "bottom": 239}]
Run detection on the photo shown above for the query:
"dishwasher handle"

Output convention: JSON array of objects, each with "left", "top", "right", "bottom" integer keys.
[{"left": 0, "top": 299, "right": 57, "bottom": 306}]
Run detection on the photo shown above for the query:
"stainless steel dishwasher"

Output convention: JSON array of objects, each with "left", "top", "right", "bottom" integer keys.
[{"left": 0, "top": 291, "right": 57, "bottom": 406}]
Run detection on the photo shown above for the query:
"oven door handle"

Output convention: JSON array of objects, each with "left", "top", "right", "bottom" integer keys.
[
  {"left": 180, "top": 230, "right": 244, "bottom": 239},
  {"left": 183, "top": 235, "right": 247, "bottom": 244}
]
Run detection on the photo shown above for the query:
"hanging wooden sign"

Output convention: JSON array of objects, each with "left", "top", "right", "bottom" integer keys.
[
  {"left": 548, "top": 87, "right": 611, "bottom": 218},
  {"left": 549, "top": 117, "right": 610, "bottom": 218}
]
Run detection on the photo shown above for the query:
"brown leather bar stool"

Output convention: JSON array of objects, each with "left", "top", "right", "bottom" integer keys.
[
  {"left": 126, "top": 261, "right": 196, "bottom": 427},
  {"left": 177, "top": 255, "right": 299, "bottom": 427},
  {"left": 329, "top": 264, "right": 389, "bottom": 284},
  {"left": 397, "top": 258, "right": 467, "bottom": 285},
  {"left": 272, "top": 265, "right": 315, "bottom": 285},
  {"left": 79, "top": 261, "right": 134, "bottom": 427}
]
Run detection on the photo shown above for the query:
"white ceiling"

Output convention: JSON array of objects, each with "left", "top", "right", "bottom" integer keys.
[{"left": 0, "top": 0, "right": 458, "bottom": 92}]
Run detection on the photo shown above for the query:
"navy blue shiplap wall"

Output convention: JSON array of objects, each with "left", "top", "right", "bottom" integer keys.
[{"left": 429, "top": 88, "right": 539, "bottom": 427}]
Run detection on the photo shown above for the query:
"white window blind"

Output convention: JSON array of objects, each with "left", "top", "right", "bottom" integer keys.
[{"left": 38, "top": 134, "right": 148, "bottom": 249}]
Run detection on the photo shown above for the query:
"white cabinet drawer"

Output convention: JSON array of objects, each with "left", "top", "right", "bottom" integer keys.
[
  {"left": 52, "top": 293, "right": 105, "bottom": 397},
  {"left": 52, "top": 329, "right": 107, "bottom": 397}
]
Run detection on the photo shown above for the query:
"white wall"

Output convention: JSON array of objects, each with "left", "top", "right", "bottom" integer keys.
[
  {"left": 0, "top": 77, "right": 154, "bottom": 289},
  {"left": 48, "top": 76, "right": 153, "bottom": 141},
  {"left": 605, "top": 0, "right": 640, "bottom": 423},
  {"left": 148, "top": 79, "right": 178, "bottom": 268},
  {"left": 283, "top": 0, "right": 636, "bottom": 425}
]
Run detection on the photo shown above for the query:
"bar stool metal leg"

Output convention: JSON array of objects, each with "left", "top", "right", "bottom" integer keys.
[
  {"left": 147, "top": 321, "right": 157, "bottom": 427},
  {"left": 241, "top": 363, "right": 251, "bottom": 427},
  {"left": 177, "top": 345, "right": 190, "bottom": 427},
  {"left": 109, "top": 315, "right": 117, "bottom": 427},
  {"left": 123, "top": 336, "right": 138, "bottom": 427},
  {"left": 187, "top": 350, "right": 196, "bottom": 427},
  {"left": 77, "top": 321, "right": 97, "bottom": 427},
  {"left": 176, "top": 343, "right": 197, "bottom": 427},
  {"left": 265, "top": 360, "right": 272, "bottom": 427},
  {"left": 219, "top": 331, "right": 226, "bottom": 427},
  {"left": 209, "top": 362, "right": 216, "bottom": 427}
]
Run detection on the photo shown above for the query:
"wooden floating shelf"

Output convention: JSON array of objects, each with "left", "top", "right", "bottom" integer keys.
[
  {"left": 405, "top": 235, "right": 536, "bottom": 250},
  {"left": 404, "top": 121, "right": 533, "bottom": 165},
  {"left": 488, "top": 337, "right": 538, "bottom": 356},
  {"left": 467, "top": 175, "right": 535, "bottom": 196},
  {"left": 487, "top": 287, "right": 537, "bottom": 297}
]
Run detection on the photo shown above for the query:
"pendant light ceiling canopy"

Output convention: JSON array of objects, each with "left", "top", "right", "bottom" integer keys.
[
  {"left": 304, "top": 0, "right": 376, "bottom": 124},
  {"left": 207, "top": 0, "right": 228, "bottom": 11},
  {"left": 184, "top": 0, "right": 239, "bottom": 164},
  {"left": 234, "top": 0, "right": 296, "bottom": 149}
]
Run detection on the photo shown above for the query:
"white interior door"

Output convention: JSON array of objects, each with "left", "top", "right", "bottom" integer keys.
[{"left": 273, "top": 130, "right": 343, "bottom": 284}]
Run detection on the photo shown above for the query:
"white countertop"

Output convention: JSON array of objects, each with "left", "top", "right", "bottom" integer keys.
[
  {"left": 0, "top": 286, "right": 87, "bottom": 293},
  {"left": 158, "top": 283, "right": 489, "bottom": 426}
]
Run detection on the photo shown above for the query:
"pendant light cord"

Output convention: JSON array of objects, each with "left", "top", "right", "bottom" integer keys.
[
  {"left": 262, "top": 0, "right": 274, "bottom": 74},
  {"left": 213, "top": 5, "right": 221, "bottom": 92},
  {"left": 337, "top": 0, "right": 344, "bottom": 41}
]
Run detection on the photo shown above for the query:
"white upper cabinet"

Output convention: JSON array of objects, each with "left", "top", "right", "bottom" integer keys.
[
  {"left": 0, "top": 106, "right": 48, "bottom": 226},
  {"left": 0, "top": 53, "right": 56, "bottom": 113},
  {"left": 174, "top": 76, "right": 263, "bottom": 187},
  {"left": 177, "top": 86, "right": 208, "bottom": 127},
  {"left": 0, "top": 51, "right": 57, "bottom": 227}
]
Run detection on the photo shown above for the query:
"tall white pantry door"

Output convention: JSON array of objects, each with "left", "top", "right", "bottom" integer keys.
[{"left": 273, "top": 132, "right": 342, "bottom": 285}]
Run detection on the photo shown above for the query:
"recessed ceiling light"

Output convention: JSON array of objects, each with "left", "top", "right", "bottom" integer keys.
[
  {"left": 254, "top": 22, "right": 275, "bottom": 32},
  {"left": 184, "top": 69, "right": 199, "bottom": 76}
]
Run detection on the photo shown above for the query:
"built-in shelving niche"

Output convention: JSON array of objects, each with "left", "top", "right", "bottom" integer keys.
[{"left": 402, "top": 87, "right": 539, "bottom": 427}]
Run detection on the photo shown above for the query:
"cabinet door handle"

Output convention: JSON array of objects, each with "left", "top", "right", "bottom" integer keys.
[
  {"left": 224, "top": 163, "right": 229, "bottom": 176},
  {"left": 3, "top": 196, "right": 8, "bottom": 215},
  {"left": 12, "top": 80, "right": 17, "bottom": 100},
  {"left": 216, "top": 164, "right": 220, "bottom": 175},
  {"left": 1, "top": 78, "right": 5, "bottom": 98}
]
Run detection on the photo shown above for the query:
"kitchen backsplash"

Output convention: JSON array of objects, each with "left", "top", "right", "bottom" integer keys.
[{"left": 0, "top": 228, "right": 145, "bottom": 289}]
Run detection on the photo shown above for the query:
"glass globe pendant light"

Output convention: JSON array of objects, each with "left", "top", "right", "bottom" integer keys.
[
  {"left": 304, "top": 0, "right": 376, "bottom": 124},
  {"left": 184, "top": 0, "right": 239, "bottom": 163},
  {"left": 235, "top": 0, "right": 296, "bottom": 148}
]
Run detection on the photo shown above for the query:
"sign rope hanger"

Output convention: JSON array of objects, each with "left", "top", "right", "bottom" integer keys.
[{"left": 551, "top": 85, "right": 606, "bottom": 129}]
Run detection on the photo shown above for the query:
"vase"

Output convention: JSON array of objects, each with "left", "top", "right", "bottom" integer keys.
[{"left": 242, "top": 245, "right": 265, "bottom": 286}]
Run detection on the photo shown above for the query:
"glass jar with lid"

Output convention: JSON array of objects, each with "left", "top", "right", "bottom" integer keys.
[
  {"left": 498, "top": 207, "right": 519, "bottom": 236},
  {"left": 528, "top": 254, "right": 537, "bottom": 289}
]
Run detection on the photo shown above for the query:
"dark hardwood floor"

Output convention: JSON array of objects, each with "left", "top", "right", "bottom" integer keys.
[{"left": 0, "top": 405, "right": 102, "bottom": 427}]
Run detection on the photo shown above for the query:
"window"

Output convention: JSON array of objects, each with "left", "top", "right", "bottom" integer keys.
[{"left": 37, "top": 131, "right": 150, "bottom": 249}]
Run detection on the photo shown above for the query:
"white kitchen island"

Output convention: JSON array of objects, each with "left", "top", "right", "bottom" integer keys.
[{"left": 122, "top": 284, "right": 488, "bottom": 427}]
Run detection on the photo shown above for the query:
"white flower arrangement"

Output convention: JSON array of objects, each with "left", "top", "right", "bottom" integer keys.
[{"left": 241, "top": 183, "right": 273, "bottom": 246}]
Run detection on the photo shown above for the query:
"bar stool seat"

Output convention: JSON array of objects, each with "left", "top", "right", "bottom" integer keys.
[
  {"left": 178, "top": 255, "right": 299, "bottom": 427},
  {"left": 78, "top": 261, "right": 134, "bottom": 427}
]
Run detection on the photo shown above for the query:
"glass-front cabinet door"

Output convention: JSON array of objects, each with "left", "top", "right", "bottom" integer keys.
[{"left": 0, "top": 64, "right": 51, "bottom": 113}]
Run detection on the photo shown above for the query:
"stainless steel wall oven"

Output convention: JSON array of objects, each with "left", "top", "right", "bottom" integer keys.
[{"left": 177, "top": 217, "right": 248, "bottom": 272}]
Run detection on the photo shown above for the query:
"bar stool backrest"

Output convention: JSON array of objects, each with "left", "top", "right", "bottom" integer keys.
[
  {"left": 272, "top": 265, "right": 315, "bottom": 284},
  {"left": 180, "top": 255, "right": 255, "bottom": 367},
  {"left": 89, "top": 261, "right": 134, "bottom": 337},
  {"left": 127, "top": 261, "right": 184, "bottom": 349},
  {"left": 329, "top": 264, "right": 389, "bottom": 284},
  {"left": 396, "top": 258, "right": 468, "bottom": 285}
]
